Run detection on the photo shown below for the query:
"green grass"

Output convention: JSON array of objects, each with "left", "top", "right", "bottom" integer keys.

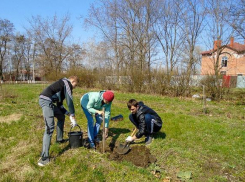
[{"left": 0, "top": 84, "right": 245, "bottom": 181}]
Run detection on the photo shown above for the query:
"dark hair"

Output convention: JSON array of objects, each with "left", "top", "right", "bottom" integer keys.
[{"left": 127, "top": 99, "right": 138, "bottom": 109}]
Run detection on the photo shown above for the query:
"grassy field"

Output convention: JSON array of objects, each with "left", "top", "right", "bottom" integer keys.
[{"left": 0, "top": 83, "right": 245, "bottom": 181}]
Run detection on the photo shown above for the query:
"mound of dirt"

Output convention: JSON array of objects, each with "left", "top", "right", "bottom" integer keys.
[
  {"left": 95, "top": 140, "right": 156, "bottom": 168},
  {"left": 109, "top": 145, "right": 156, "bottom": 167},
  {"left": 81, "top": 131, "right": 157, "bottom": 168}
]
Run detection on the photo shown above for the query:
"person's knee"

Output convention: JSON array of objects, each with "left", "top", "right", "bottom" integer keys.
[
  {"left": 95, "top": 114, "right": 102, "bottom": 123},
  {"left": 154, "top": 125, "right": 162, "bottom": 133},
  {"left": 44, "top": 116, "right": 55, "bottom": 133},
  {"left": 50, "top": 126, "right": 55, "bottom": 133},
  {"left": 45, "top": 125, "right": 54, "bottom": 135},
  {"left": 144, "top": 114, "right": 152, "bottom": 123}
]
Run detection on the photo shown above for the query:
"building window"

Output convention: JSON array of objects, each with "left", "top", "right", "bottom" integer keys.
[{"left": 222, "top": 56, "right": 228, "bottom": 67}]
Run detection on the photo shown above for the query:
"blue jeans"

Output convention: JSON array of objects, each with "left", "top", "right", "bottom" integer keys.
[
  {"left": 82, "top": 107, "right": 102, "bottom": 147},
  {"left": 129, "top": 113, "right": 161, "bottom": 135}
]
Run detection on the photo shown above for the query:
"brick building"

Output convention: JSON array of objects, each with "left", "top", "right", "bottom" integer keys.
[{"left": 201, "top": 37, "right": 245, "bottom": 76}]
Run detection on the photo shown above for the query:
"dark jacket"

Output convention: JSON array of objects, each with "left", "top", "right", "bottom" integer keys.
[
  {"left": 39, "top": 78, "right": 75, "bottom": 116},
  {"left": 134, "top": 102, "right": 162, "bottom": 138}
]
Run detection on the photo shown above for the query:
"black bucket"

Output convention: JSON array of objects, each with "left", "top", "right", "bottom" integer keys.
[{"left": 68, "top": 125, "right": 83, "bottom": 148}]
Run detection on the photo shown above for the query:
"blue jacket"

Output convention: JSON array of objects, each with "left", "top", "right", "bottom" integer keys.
[{"left": 81, "top": 91, "right": 112, "bottom": 127}]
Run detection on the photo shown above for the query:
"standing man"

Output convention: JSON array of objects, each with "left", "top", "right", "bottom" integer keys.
[
  {"left": 126, "top": 99, "right": 162, "bottom": 145},
  {"left": 80, "top": 90, "right": 114, "bottom": 149},
  {"left": 38, "top": 76, "right": 79, "bottom": 166}
]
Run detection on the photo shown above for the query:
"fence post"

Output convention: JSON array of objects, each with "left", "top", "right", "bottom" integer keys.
[{"left": 203, "top": 85, "right": 207, "bottom": 113}]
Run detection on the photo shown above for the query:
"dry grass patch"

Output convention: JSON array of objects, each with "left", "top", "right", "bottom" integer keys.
[
  {"left": 0, "top": 113, "right": 23, "bottom": 124},
  {"left": 0, "top": 140, "right": 35, "bottom": 180}
]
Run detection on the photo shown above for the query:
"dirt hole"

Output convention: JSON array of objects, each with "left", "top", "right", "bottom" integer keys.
[
  {"left": 82, "top": 132, "right": 156, "bottom": 168},
  {"left": 109, "top": 145, "right": 156, "bottom": 168}
]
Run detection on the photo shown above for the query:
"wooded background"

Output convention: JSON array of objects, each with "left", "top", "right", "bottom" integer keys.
[{"left": 0, "top": 0, "right": 244, "bottom": 98}]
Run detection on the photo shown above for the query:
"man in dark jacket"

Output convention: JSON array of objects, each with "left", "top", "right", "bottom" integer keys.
[
  {"left": 126, "top": 99, "right": 162, "bottom": 145},
  {"left": 38, "top": 76, "right": 79, "bottom": 166}
]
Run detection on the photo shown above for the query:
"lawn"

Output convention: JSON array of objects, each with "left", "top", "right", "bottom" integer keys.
[{"left": 0, "top": 83, "right": 245, "bottom": 181}]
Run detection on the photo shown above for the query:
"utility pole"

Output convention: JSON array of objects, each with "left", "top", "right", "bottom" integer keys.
[
  {"left": 32, "top": 59, "right": 35, "bottom": 83},
  {"left": 32, "top": 43, "right": 36, "bottom": 83}
]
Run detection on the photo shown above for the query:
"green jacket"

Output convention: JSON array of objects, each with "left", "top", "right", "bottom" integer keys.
[{"left": 81, "top": 91, "right": 112, "bottom": 128}]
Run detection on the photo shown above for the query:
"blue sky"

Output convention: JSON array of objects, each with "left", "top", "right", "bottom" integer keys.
[{"left": 0, "top": 0, "right": 96, "bottom": 42}]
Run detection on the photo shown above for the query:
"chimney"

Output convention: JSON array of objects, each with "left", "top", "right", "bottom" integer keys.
[
  {"left": 230, "top": 37, "right": 234, "bottom": 48},
  {"left": 213, "top": 40, "right": 222, "bottom": 50},
  {"left": 214, "top": 40, "right": 217, "bottom": 50},
  {"left": 217, "top": 40, "right": 222, "bottom": 48}
]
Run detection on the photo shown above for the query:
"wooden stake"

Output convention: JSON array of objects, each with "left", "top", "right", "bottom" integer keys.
[
  {"left": 102, "top": 107, "right": 105, "bottom": 154},
  {"left": 203, "top": 85, "right": 207, "bottom": 113}
]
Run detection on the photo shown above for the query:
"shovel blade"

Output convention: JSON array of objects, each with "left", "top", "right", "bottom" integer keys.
[{"left": 115, "top": 143, "right": 131, "bottom": 155}]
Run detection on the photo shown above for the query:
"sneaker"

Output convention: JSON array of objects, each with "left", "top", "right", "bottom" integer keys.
[
  {"left": 145, "top": 134, "right": 153, "bottom": 145},
  {"left": 89, "top": 143, "right": 96, "bottom": 149},
  {"left": 94, "top": 137, "right": 101, "bottom": 143},
  {"left": 38, "top": 157, "right": 50, "bottom": 167},
  {"left": 56, "top": 139, "right": 69, "bottom": 144}
]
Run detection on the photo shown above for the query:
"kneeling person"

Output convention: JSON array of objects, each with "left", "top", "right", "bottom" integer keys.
[{"left": 126, "top": 99, "right": 162, "bottom": 145}]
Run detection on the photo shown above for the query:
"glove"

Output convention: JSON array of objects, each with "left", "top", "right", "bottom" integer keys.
[
  {"left": 125, "top": 136, "right": 133, "bottom": 142},
  {"left": 70, "top": 116, "right": 77, "bottom": 128}
]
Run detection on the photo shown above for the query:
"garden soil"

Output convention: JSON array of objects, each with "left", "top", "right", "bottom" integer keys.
[{"left": 82, "top": 132, "right": 157, "bottom": 168}]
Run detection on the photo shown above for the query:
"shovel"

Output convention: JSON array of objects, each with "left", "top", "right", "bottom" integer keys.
[{"left": 115, "top": 128, "right": 137, "bottom": 155}]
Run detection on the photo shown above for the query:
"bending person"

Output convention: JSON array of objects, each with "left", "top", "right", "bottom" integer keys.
[
  {"left": 38, "top": 76, "right": 79, "bottom": 166},
  {"left": 81, "top": 90, "right": 114, "bottom": 149}
]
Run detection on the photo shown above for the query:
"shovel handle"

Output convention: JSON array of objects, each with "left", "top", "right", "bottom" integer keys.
[
  {"left": 102, "top": 107, "right": 105, "bottom": 153},
  {"left": 130, "top": 128, "right": 137, "bottom": 137},
  {"left": 123, "top": 128, "right": 137, "bottom": 149}
]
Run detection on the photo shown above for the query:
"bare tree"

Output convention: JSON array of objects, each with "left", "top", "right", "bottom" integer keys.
[
  {"left": 85, "top": 0, "right": 160, "bottom": 91},
  {"left": 228, "top": 0, "right": 245, "bottom": 39},
  {"left": 22, "top": 36, "right": 37, "bottom": 81},
  {"left": 12, "top": 34, "right": 26, "bottom": 80},
  {"left": 82, "top": 0, "right": 238, "bottom": 97},
  {"left": 179, "top": 0, "right": 205, "bottom": 95},
  {"left": 27, "top": 15, "right": 73, "bottom": 78},
  {"left": 154, "top": 0, "right": 185, "bottom": 82},
  {"left": 66, "top": 43, "right": 85, "bottom": 68},
  {"left": 85, "top": 0, "right": 124, "bottom": 79},
  {"left": 0, "top": 19, "right": 14, "bottom": 81},
  {"left": 202, "top": 0, "right": 233, "bottom": 99}
]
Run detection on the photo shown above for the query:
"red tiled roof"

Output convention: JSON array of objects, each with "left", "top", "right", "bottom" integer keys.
[
  {"left": 201, "top": 42, "right": 245, "bottom": 55},
  {"left": 201, "top": 50, "right": 212, "bottom": 55},
  {"left": 227, "top": 42, "right": 245, "bottom": 52}
]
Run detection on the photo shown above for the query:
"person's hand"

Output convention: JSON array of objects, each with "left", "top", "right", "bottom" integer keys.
[
  {"left": 125, "top": 136, "right": 134, "bottom": 142},
  {"left": 105, "top": 128, "right": 109, "bottom": 138},
  {"left": 97, "top": 110, "right": 104, "bottom": 116},
  {"left": 70, "top": 115, "right": 77, "bottom": 128}
]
